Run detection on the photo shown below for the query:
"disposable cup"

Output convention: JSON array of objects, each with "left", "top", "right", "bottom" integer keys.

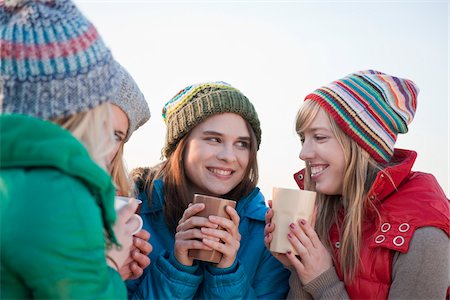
[{"left": 269, "top": 187, "right": 316, "bottom": 254}]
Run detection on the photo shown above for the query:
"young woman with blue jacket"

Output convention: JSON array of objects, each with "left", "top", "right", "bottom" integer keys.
[{"left": 126, "top": 82, "right": 289, "bottom": 299}]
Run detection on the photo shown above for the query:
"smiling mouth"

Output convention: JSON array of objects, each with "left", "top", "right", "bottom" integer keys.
[
  {"left": 310, "top": 165, "right": 327, "bottom": 177},
  {"left": 208, "top": 167, "right": 233, "bottom": 176}
]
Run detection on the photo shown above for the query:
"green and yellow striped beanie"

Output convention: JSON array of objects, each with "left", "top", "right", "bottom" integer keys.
[{"left": 162, "top": 82, "right": 261, "bottom": 158}]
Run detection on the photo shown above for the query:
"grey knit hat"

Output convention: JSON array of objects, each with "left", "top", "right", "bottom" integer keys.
[
  {"left": 0, "top": 0, "right": 120, "bottom": 119},
  {"left": 110, "top": 64, "right": 150, "bottom": 141},
  {"left": 162, "top": 82, "right": 261, "bottom": 157}
]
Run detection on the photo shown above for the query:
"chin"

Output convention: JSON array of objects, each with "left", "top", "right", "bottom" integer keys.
[
  {"left": 205, "top": 187, "right": 233, "bottom": 197},
  {"left": 316, "top": 185, "right": 341, "bottom": 196}
]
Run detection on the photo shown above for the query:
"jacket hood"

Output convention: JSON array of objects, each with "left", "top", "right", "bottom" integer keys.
[{"left": 0, "top": 114, "right": 118, "bottom": 244}]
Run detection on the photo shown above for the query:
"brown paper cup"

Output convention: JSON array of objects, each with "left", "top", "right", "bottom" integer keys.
[
  {"left": 188, "top": 194, "right": 236, "bottom": 263},
  {"left": 269, "top": 187, "right": 316, "bottom": 254}
]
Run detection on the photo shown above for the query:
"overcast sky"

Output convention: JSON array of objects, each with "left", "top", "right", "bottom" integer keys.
[{"left": 76, "top": 0, "right": 449, "bottom": 198}]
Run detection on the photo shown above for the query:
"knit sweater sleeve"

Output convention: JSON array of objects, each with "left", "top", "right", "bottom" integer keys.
[
  {"left": 388, "top": 226, "right": 449, "bottom": 299},
  {"left": 285, "top": 265, "right": 349, "bottom": 299},
  {"left": 300, "top": 266, "right": 349, "bottom": 299}
]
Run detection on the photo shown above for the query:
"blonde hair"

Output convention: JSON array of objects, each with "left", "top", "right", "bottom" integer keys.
[
  {"left": 53, "top": 103, "right": 115, "bottom": 171},
  {"left": 296, "top": 100, "right": 383, "bottom": 282},
  {"left": 109, "top": 143, "right": 134, "bottom": 197}
]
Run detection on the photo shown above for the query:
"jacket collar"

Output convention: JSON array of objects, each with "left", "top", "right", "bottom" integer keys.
[{"left": 368, "top": 148, "right": 417, "bottom": 205}]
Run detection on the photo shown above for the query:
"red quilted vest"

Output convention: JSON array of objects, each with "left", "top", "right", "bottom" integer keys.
[{"left": 294, "top": 149, "right": 450, "bottom": 299}]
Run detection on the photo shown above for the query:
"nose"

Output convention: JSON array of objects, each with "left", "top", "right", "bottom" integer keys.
[
  {"left": 217, "top": 143, "right": 237, "bottom": 162},
  {"left": 299, "top": 139, "right": 314, "bottom": 162}
]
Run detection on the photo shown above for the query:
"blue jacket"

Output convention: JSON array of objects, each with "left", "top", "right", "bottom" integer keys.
[{"left": 127, "top": 178, "right": 289, "bottom": 299}]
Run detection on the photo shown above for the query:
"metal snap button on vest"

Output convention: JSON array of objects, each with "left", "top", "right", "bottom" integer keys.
[
  {"left": 399, "top": 223, "right": 410, "bottom": 232},
  {"left": 381, "top": 223, "right": 391, "bottom": 232},
  {"left": 393, "top": 236, "right": 405, "bottom": 247},
  {"left": 297, "top": 174, "right": 303, "bottom": 180},
  {"left": 335, "top": 242, "right": 340, "bottom": 249},
  {"left": 375, "top": 235, "right": 385, "bottom": 243}
]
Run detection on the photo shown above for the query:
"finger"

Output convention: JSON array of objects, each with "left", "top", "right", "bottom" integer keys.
[
  {"left": 175, "top": 227, "right": 212, "bottom": 242},
  {"left": 264, "top": 232, "right": 272, "bottom": 248},
  {"left": 268, "top": 200, "right": 272, "bottom": 209},
  {"left": 265, "top": 207, "right": 273, "bottom": 225},
  {"left": 129, "top": 261, "right": 143, "bottom": 279},
  {"left": 132, "top": 250, "right": 151, "bottom": 269},
  {"left": 201, "top": 227, "right": 235, "bottom": 245},
  {"left": 119, "top": 264, "right": 133, "bottom": 280},
  {"left": 176, "top": 238, "right": 213, "bottom": 251},
  {"left": 133, "top": 229, "right": 150, "bottom": 241},
  {"left": 290, "top": 222, "right": 314, "bottom": 250},
  {"left": 133, "top": 237, "right": 153, "bottom": 256},
  {"left": 264, "top": 220, "right": 275, "bottom": 236},
  {"left": 298, "top": 219, "right": 321, "bottom": 249},
  {"left": 202, "top": 237, "right": 238, "bottom": 257},
  {"left": 208, "top": 215, "right": 238, "bottom": 233},
  {"left": 224, "top": 205, "right": 240, "bottom": 226},
  {"left": 287, "top": 231, "right": 309, "bottom": 258},
  {"left": 286, "top": 250, "right": 304, "bottom": 275},
  {"left": 180, "top": 203, "right": 205, "bottom": 223},
  {"left": 176, "top": 215, "right": 218, "bottom": 232}
]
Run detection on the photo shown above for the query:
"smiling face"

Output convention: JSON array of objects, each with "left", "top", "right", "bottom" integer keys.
[
  {"left": 299, "top": 108, "right": 346, "bottom": 195},
  {"left": 108, "top": 104, "right": 129, "bottom": 164},
  {"left": 183, "top": 113, "right": 251, "bottom": 196}
]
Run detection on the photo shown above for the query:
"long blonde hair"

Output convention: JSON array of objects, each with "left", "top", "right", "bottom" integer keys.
[
  {"left": 296, "top": 100, "right": 383, "bottom": 282},
  {"left": 53, "top": 103, "right": 115, "bottom": 171},
  {"left": 109, "top": 143, "right": 134, "bottom": 196}
]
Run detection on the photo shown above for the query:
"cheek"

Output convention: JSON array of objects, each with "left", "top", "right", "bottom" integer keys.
[
  {"left": 108, "top": 144, "right": 121, "bottom": 164},
  {"left": 237, "top": 151, "right": 250, "bottom": 169}
]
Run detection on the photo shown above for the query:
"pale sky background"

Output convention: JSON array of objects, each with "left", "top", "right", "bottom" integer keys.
[{"left": 76, "top": 0, "right": 449, "bottom": 198}]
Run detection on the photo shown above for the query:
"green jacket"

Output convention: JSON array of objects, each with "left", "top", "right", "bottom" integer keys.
[{"left": 0, "top": 114, "right": 126, "bottom": 299}]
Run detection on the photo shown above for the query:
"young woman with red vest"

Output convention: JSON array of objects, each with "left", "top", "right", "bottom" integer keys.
[{"left": 264, "top": 70, "right": 449, "bottom": 299}]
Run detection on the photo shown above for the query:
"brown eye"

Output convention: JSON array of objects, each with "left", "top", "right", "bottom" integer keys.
[{"left": 236, "top": 141, "right": 249, "bottom": 149}]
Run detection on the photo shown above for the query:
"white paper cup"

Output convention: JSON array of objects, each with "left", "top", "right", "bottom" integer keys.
[
  {"left": 114, "top": 196, "right": 143, "bottom": 235},
  {"left": 269, "top": 187, "right": 316, "bottom": 254}
]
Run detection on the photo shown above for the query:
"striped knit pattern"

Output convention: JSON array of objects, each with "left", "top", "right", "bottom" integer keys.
[
  {"left": 162, "top": 82, "right": 261, "bottom": 157},
  {"left": 0, "top": 0, "right": 120, "bottom": 119},
  {"left": 305, "top": 70, "right": 418, "bottom": 162}
]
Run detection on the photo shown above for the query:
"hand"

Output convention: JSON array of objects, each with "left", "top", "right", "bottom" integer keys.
[
  {"left": 264, "top": 200, "right": 292, "bottom": 266},
  {"left": 286, "top": 219, "right": 333, "bottom": 285},
  {"left": 119, "top": 229, "right": 152, "bottom": 280},
  {"left": 174, "top": 203, "right": 219, "bottom": 266},
  {"left": 201, "top": 205, "right": 241, "bottom": 268},
  {"left": 107, "top": 198, "right": 139, "bottom": 271}
]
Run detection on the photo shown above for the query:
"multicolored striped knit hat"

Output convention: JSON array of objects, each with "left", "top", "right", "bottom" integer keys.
[
  {"left": 0, "top": 0, "right": 120, "bottom": 119},
  {"left": 305, "top": 70, "right": 418, "bottom": 162},
  {"left": 162, "top": 81, "right": 261, "bottom": 157}
]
